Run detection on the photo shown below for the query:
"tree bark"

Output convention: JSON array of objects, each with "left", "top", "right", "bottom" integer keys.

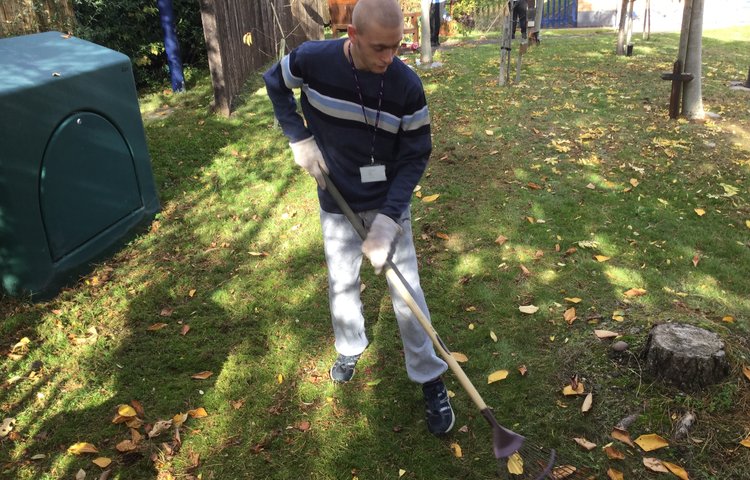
[
  {"left": 682, "top": 0, "right": 705, "bottom": 119},
  {"left": 616, "top": 0, "right": 628, "bottom": 55},
  {"left": 642, "top": 0, "right": 651, "bottom": 40},
  {"left": 420, "top": 0, "right": 432, "bottom": 64},
  {"left": 677, "top": 0, "right": 693, "bottom": 66},
  {"left": 499, "top": 2, "right": 512, "bottom": 86}
]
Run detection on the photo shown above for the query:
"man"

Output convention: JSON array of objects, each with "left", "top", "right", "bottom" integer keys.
[
  {"left": 430, "top": 0, "right": 446, "bottom": 47},
  {"left": 262, "top": 0, "right": 454, "bottom": 436}
]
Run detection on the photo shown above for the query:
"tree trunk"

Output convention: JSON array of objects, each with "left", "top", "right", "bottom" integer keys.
[
  {"left": 625, "top": 0, "right": 634, "bottom": 50},
  {"left": 616, "top": 0, "right": 628, "bottom": 55},
  {"left": 420, "top": 0, "right": 432, "bottom": 64},
  {"left": 677, "top": 0, "right": 693, "bottom": 66},
  {"left": 498, "top": 2, "right": 512, "bottom": 86},
  {"left": 642, "top": 323, "right": 729, "bottom": 392},
  {"left": 682, "top": 0, "right": 705, "bottom": 119},
  {"left": 642, "top": 0, "right": 651, "bottom": 40}
]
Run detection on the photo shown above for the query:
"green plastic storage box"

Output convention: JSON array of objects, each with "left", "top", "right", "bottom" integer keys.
[{"left": 0, "top": 31, "right": 160, "bottom": 298}]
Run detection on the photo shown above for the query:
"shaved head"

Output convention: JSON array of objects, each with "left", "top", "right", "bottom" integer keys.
[{"left": 351, "top": 0, "right": 403, "bottom": 34}]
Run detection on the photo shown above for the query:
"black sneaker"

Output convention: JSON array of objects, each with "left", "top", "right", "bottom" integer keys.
[
  {"left": 422, "top": 377, "right": 455, "bottom": 435},
  {"left": 329, "top": 353, "right": 361, "bottom": 383}
]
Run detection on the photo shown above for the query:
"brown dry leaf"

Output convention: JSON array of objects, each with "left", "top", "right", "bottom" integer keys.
[
  {"left": 147, "top": 323, "right": 168, "bottom": 331},
  {"left": 159, "top": 307, "right": 173, "bottom": 317},
  {"left": 180, "top": 324, "right": 190, "bottom": 336},
  {"left": 422, "top": 193, "right": 440, "bottom": 203},
  {"left": 435, "top": 232, "right": 450, "bottom": 240},
  {"left": 581, "top": 393, "right": 593, "bottom": 413},
  {"left": 147, "top": 420, "right": 173, "bottom": 438},
  {"left": 519, "top": 305, "right": 539, "bottom": 314},
  {"left": 130, "top": 428, "right": 142, "bottom": 444},
  {"left": 191, "top": 371, "right": 213, "bottom": 380},
  {"left": 562, "top": 383, "right": 585, "bottom": 396},
  {"left": 550, "top": 465, "right": 577, "bottom": 479},
  {"left": 297, "top": 420, "right": 311, "bottom": 432},
  {"left": 623, "top": 288, "right": 647, "bottom": 297},
  {"left": 507, "top": 452, "right": 523, "bottom": 474},
  {"left": 125, "top": 417, "right": 143, "bottom": 429},
  {"left": 188, "top": 407, "right": 208, "bottom": 418},
  {"left": 534, "top": 250, "right": 544, "bottom": 259},
  {"left": 594, "top": 329, "right": 620, "bottom": 339},
  {"left": 742, "top": 365, "right": 750, "bottom": 382},
  {"left": 111, "top": 414, "right": 129, "bottom": 424},
  {"left": 518, "top": 364, "right": 528, "bottom": 376},
  {"left": 564, "top": 247, "right": 577, "bottom": 256},
  {"left": 563, "top": 307, "right": 577, "bottom": 325},
  {"left": 450, "top": 442, "right": 463, "bottom": 458},
  {"left": 520, "top": 264, "right": 531, "bottom": 276},
  {"left": 603, "top": 445, "right": 625, "bottom": 459},
  {"left": 131, "top": 400, "right": 145, "bottom": 417},
  {"left": 488, "top": 370, "right": 510, "bottom": 384},
  {"left": 451, "top": 352, "right": 469, "bottom": 363},
  {"left": 115, "top": 439, "right": 137, "bottom": 452},
  {"left": 495, "top": 235, "right": 508, "bottom": 246},
  {"left": 92, "top": 457, "right": 111, "bottom": 468},
  {"left": 635, "top": 433, "right": 669, "bottom": 452},
  {"left": 68, "top": 442, "right": 99, "bottom": 455},
  {"left": 527, "top": 182, "right": 543, "bottom": 190},
  {"left": 643, "top": 457, "right": 670, "bottom": 473},
  {"left": 75, "top": 469, "right": 85, "bottom": 480},
  {"left": 611, "top": 428, "right": 635, "bottom": 447},
  {"left": 663, "top": 461, "right": 689, "bottom": 480},
  {"left": 573, "top": 437, "right": 596, "bottom": 450},
  {"left": 607, "top": 468, "right": 624, "bottom": 480},
  {"left": 692, "top": 254, "right": 700, "bottom": 267}
]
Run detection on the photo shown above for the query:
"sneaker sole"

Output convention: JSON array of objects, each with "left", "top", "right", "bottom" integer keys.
[{"left": 329, "top": 366, "right": 355, "bottom": 383}]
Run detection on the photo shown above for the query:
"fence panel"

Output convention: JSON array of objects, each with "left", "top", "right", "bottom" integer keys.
[{"left": 542, "top": 0, "right": 578, "bottom": 28}]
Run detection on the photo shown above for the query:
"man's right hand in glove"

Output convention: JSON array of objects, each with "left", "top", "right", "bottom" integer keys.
[
  {"left": 362, "top": 214, "right": 403, "bottom": 274},
  {"left": 290, "top": 136, "right": 329, "bottom": 189}
]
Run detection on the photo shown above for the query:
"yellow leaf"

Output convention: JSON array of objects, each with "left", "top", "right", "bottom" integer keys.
[
  {"left": 629, "top": 178, "right": 639, "bottom": 187},
  {"left": 623, "top": 287, "right": 647, "bottom": 297},
  {"left": 485, "top": 129, "right": 494, "bottom": 136},
  {"left": 722, "top": 315, "right": 734, "bottom": 323},
  {"left": 581, "top": 393, "right": 593, "bottom": 413},
  {"left": 594, "top": 329, "right": 620, "bottom": 339},
  {"left": 92, "top": 457, "right": 111, "bottom": 468},
  {"left": 594, "top": 255, "right": 610, "bottom": 262},
  {"left": 519, "top": 305, "right": 539, "bottom": 314},
  {"left": 422, "top": 194, "right": 440, "bottom": 203},
  {"left": 563, "top": 307, "right": 577, "bottom": 324},
  {"left": 188, "top": 289, "right": 197, "bottom": 297},
  {"left": 611, "top": 428, "right": 635, "bottom": 447},
  {"left": 507, "top": 452, "right": 524, "bottom": 474},
  {"left": 465, "top": 306, "right": 476, "bottom": 312},
  {"left": 399, "top": 469, "right": 406, "bottom": 477},
  {"left": 562, "top": 383, "right": 585, "bottom": 396},
  {"left": 188, "top": 407, "right": 208, "bottom": 418},
  {"left": 743, "top": 365, "right": 750, "bottom": 382},
  {"left": 573, "top": 437, "right": 596, "bottom": 450},
  {"left": 564, "top": 297, "right": 582, "bottom": 304},
  {"left": 607, "top": 468, "right": 624, "bottom": 480},
  {"left": 635, "top": 433, "right": 669, "bottom": 451},
  {"left": 468, "top": 323, "right": 475, "bottom": 330},
  {"left": 147, "top": 322, "right": 168, "bottom": 331},
  {"left": 68, "top": 442, "right": 98, "bottom": 455},
  {"left": 117, "top": 404, "right": 137, "bottom": 418},
  {"left": 451, "top": 352, "right": 469, "bottom": 363},
  {"left": 450, "top": 442, "right": 463, "bottom": 458},
  {"left": 490, "top": 331, "right": 498, "bottom": 342},
  {"left": 663, "top": 461, "right": 689, "bottom": 480},
  {"left": 277, "top": 373, "right": 284, "bottom": 384},
  {"left": 740, "top": 434, "right": 750, "bottom": 448},
  {"left": 191, "top": 371, "right": 213, "bottom": 380},
  {"left": 694, "top": 208, "right": 705, "bottom": 216},
  {"left": 173, "top": 412, "right": 188, "bottom": 427},
  {"left": 488, "top": 370, "right": 509, "bottom": 384},
  {"left": 746, "top": 220, "right": 750, "bottom": 229},
  {"left": 643, "top": 457, "right": 669, "bottom": 473}
]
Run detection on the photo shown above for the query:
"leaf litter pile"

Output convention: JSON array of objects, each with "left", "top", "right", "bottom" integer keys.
[{"left": 2, "top": 26, "right": 750, "bottom": 479}]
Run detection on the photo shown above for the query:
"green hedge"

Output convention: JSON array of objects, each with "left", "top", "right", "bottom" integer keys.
[{"left": 72, "top": 0, "right": 206, "bottom": 89}]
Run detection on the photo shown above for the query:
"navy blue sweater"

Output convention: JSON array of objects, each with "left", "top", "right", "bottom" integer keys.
[{"left": 263, "top": 38, "right": 432, "bottom": 220}]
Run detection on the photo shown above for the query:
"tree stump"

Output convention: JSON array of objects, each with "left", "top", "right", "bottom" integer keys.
[{"left": 642, "top": 323, "right": 729, "bottom": 391}]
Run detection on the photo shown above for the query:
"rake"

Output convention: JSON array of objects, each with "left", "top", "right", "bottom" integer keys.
[{"left": 321, "top": 172, "right": 580, "bottom": 479}]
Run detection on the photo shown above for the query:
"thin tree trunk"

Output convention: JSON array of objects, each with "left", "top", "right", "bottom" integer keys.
[
  {"left": 420, "top": 0, "right": 432, "bottom": 64},
  {"left": 499, "top": 1, "right": 512, "bottom": 86},
  {"left": 677, "top": 0, "right": 693, "bottom": 66},
  {"left": 625, "top": 0, "right": 634, "bottom": 49},
  {"left": 642, "top": 0, "right": 650, "bottom": 40},
  {"left": 616, "top": 0, "right": 628, "bottom": 55},
  {"left": 682, "top": 0, "right": 704, "bottom": 119}
]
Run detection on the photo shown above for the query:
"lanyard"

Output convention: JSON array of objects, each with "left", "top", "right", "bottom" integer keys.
[{"left": 348, "top": 42, "right": 384, "bottom": 165}]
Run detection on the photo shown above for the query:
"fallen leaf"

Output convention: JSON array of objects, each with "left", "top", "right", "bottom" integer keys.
[
  {"left": 663, "top": 461, "right": 689, "bottom": 480},
  {"left": 527, "top": 182, "right": 543, "bottom": 190},
  {"left": 450, "top": 442, "right": 463, "bottom": 457},
  {"left": 191, "top": 371, "right": 213, "bottom": 380},
  {"left": 743, "top": 365, "right": 750, "bottom": 382},
  {"left": 115, "top": 439, "right": 137, "bottom": 452},
  {"left": 92, "top": 457, "right": 111, "bottom": 468},
  {"left": 399, "top": 469, "right": 406, "bottom": 477},
  {"left": 607, "top": 468, "right": 624, "bottom": 480},
  {"left": 611, "top": 428, "right": 635, "bottom": 447},
  {"left": 68, "top": 442, "right": 98, "bottom": 455},
  {"left": 188, "top": 289, "right": 197, "bottom": 298},
  {"left": 490, "top": 331, "right": 498, "bottom": 342},
  {"left": 159, "top": 307, "right": 173, "bottom": 317},
  {"left": 562, "top": 383, "right": 585, "bottom": 396},
  {"left": 75, "top": 469, "right": 86, "bottom": 480},
  {"left": 694, "top": 208, "right": 705, "bottom": 216},
  {"left": 563, "top": 307, "right": 577, "bottom": 324},
  {"left": 495, "top": 235, "right": 508, "bottom": 246},
  {"left": 173, "top": 412, "right": 188, "bottom": 427},
  {"left": 643, "top": 457, "right": 669, "bottom": 473},
  {"left": 518, "top": 365, "right": 528, "bottom": 376},
  {"left": 451, "top": 352, "right": 469, "bottom": 363},
  {"left": 130, "top": 428, "right": 142, "bottom": 444},
  {"left": 507, "top": 452, "right": 524, "bottom": 474},
  {"left": 422, "top": 194, "right": 440, "bottom": 203},
  {"left": 551, "top": 465, "right": 577, "bottom": 479},
  {"left": 188, "top": 407, "right": 208, "bottom": 418},
  {"left": 692, "top": 254, "right": 700, "bottom": 267},
  {"left": 277, "top": 373, "right": 284, "bottom": 384},
  {"left": 231, "top": 399, "right": 245, "bottom": 410},
  {"left": 297, "top": 420, "right": 311, "bottom": 432},
  {"left": 586, "top": 182, "right": 596, "bottom": 189},
  {"left": 603, "top": 445, "right": 625, "bottom": 459},
  {"left": 118, "top": 404, "right": 137, "bottom": 418},
  {"left": 594, "top": 329, "right": 620, "bottom": 339},
  {"left": 0, "top": 418, "right": 15, "bottom": 437},
  {"left": 594, "top": 255, "right": 610, "bottom": 262},
  {"left": 623, "top": 288, "right": 647, "bottom": 297},
  {"left": 131, "top": 400, "right": 145, "bottom": 417},
  {"left": 181, "top": 324, "right": 190, "bottom": 336},
  {"left": 30, "top": 454, "right": 46, "bottom": 460},
  {"left": 147, "top": 420, "right": 172, "bottom": 438},
  {"left": 722, "top": 315, "right": 734, "bottom": 323},
  {"left": 564, "top": 297, "right": 582, "bottom": 304},
  {"left": 147, "top": 323, "right": 168, "bottom": 331},
  {"left": 488, "top": 370, "right": 509, "bottom": 384},
  {"left": 635, "top": 433, "right": 669, "bottom": 451},
  {"left": 485, "top": 129, "right": 494, "bottom": 136},
  {"left": 436, "top": 232, "right": 450, "bottom": 240},
  {"left": 612, "top": 310, "right": 625, "bottom": 322},
  {"left": 520, "top": 264, "right": 531, "bottom": 276},
  {"left": 519, "top": 305, "right": 539, "bottom": 314},
  {"left": 573, "top": 437, "right": 596, "bottom": 450},
  {"left": 581, "top": 393, "right": 593, "bottom": 413}
]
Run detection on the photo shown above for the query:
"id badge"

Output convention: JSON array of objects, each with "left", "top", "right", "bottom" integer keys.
[{"left": 360, "top": 164, "right": 387, "bottom": 183}]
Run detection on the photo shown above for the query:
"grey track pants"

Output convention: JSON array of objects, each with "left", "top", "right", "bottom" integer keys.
[{"left": 320, "top": 208, "right": 448, "bottom": 384}]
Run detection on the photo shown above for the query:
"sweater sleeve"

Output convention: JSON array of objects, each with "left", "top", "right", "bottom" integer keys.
[
  {"left": 380, "top": 85, "right": 431, "bottom": 221},
  {"left": 262, "top": 50, "right": 311, "bottom": 143}
]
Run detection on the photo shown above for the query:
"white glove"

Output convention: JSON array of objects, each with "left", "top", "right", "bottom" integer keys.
[
  {"left": 362, "top": 214, "right": 403, "bottom": 274},
  {"left": 289, "top": 136, "right": 329, "bottom": 189}
]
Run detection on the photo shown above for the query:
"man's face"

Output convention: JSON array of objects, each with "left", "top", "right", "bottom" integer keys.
[{"left": 351, "top": 22, "right": 403, "bottom": 74}]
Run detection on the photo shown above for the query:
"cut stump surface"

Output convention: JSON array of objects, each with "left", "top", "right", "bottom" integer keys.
[{"left": 642, "top": 323, "right": 729, "bottom": 391}]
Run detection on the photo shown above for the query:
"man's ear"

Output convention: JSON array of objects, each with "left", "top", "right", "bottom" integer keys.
[{"left": 347, "top": 24, "right": 358, "bottom": 44}]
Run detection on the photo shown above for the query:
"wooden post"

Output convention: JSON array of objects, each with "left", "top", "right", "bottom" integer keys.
[
  {"left": 660, "top": 59, "right": 693, "bottom": 119},
  {"left": 744, "top": 66, "right": 750, "bottom": 88}
]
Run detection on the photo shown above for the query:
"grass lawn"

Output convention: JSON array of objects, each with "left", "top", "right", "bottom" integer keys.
[{"left": 2, "top": 26, "right": 749, "bottom": 480}]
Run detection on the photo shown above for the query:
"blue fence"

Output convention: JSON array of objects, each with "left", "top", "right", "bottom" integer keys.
[{"left": 541, "top": 0, "right": 578, "bottom": 28}]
